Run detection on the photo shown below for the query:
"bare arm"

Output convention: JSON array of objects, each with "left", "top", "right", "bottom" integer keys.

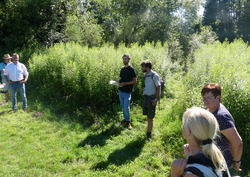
[
  {"left": 221, "top": 126, "right": 243, "bottom": 171},
  {"left": 1, "top": 69, "right": 4, "bottom": 74},
  {"left": 20, "top": 75, "right": 29, "bottom": 83},
  {"left": 4, "top": 75, "right": 9, "bottom": 83},
  {"left": 152, "top": 85, "right": 161, "bottom": 106}
]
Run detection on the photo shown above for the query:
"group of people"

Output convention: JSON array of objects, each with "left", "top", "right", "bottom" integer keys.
[
  {"left": 0, "top": 53, "right": 29, "bottom": 112},
  {"left": 118, "top": 54, "right": 243, "bottom": 176},
  {"left": 118, "top": 54, "right": 161, "bottom": 139}
]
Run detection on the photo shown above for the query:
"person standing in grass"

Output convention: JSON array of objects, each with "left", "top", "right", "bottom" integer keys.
[
  {"left": 201, "top": 83, "right": 243, "bottom": 171},
  {"left": 140, "top": 60, "right": 161, "bottom": 139},
  {"left": 4, "top": 53, "right": 29, "bottom": 112},
  {"left": 0, "top": 54, "right": 12, "bottom": 102},
  {"left": 119, "top": 54, "right": 137, "bottom": 129},
  {"left": 171, "top": 107, "right": 230, "bottom": 177}
]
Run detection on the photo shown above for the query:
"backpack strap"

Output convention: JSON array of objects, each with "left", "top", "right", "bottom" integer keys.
[
  {"left": 185, "top": 166, "right": 205, "bottom": 177},
  {"left": 150, "top": 72, "right": 157, "bottom": 88},
  {"left": 185, "top": 164, "right": 219, "bottom": 177},
  {"left": 150, "top": 72, "right": 161, "bottom": 110}
]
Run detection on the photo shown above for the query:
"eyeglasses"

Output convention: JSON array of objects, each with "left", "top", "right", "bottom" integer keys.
[{"left": 203, "top": 96, "right": 215, "bottom": 102}]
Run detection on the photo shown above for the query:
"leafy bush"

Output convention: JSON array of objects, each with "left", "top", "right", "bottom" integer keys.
[{"left": 28, "top": 42, "right": 181, "bottom": 114}]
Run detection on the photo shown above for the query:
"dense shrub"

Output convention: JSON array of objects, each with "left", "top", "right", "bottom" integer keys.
[
  {"left": 28, "top": 42, "right": 182, "bottom": 113},
  {"left": 183, "top": 39, "right": 250, "bottom": 175}
]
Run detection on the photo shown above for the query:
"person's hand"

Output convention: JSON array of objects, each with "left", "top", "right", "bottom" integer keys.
[
  {"left": 171, "top": 158, "right": 187, "bottom": 177},
  {"left": 151, "top": 99, "right": 157, "bottom": 106},
  {"left": 119, "top": 82, "right": 125, "bottom": 87},
  {"left": 233, "top": 162, "right": 242, "bottom": 172},
  {"left": 20, "top": 80, "right": 26, "bottom": 84},
  {"left": 8, "top": 80, "right": 12, "bottom": 84},
  {"left": 184, "top": 144, "right": 190, "bottom": 157}
]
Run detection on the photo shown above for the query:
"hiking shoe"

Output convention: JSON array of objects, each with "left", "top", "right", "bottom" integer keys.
[
  {"left": 126, "top": 121, "right": 132, "bottom": 130},
  {"left": 23, "top": 108, "right": 28, "bottom": 113},
  {"left": 146, "top": 132, "right": 152, "bottom": 140},
  {"left": 10, "top": 109, "right": 16, "bottom": 113}
]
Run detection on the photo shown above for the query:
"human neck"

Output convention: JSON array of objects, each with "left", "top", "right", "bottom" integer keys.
[
  {"left": 146, "top": 69, "right": 151, "bottom": 74},
  {"left": 208, "top": 103, "right": 220, "bottom": 113},
  {"left": 188, "top": 139, "right": 202, "bottom": 155}
]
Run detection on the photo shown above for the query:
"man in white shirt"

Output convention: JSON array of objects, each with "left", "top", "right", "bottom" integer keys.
[{"left": 4, "top": 53, "right": 29, "bottom": 112}]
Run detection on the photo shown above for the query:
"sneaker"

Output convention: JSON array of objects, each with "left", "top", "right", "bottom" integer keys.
[
  {"left": 127, "top": 121, "right": 132, "bottom": 130},
  {"left": 146, "top": 132, "right": 152, "bottom": 140}
]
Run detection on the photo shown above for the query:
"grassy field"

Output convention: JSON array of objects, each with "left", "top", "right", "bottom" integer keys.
[
  {"left": 0, "top": 40, "right": 249, "bottom": 176},
  {"left": 0, "top": 94, "right": 185, "bottom": 176}
]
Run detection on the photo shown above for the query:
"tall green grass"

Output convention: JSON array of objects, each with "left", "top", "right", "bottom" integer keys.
[
  {"left": 28, "top": 42, "right": 182, "bottom": 114},
  {"left": 183, "top": 39, "right": 250, "bottom": 176}
]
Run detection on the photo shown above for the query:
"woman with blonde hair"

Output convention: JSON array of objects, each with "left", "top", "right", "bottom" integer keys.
[{"left": 171, "top": 107, "right": 230, "bottom": 177}]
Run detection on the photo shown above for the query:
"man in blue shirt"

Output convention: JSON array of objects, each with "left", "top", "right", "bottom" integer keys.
[{"left": 0, "top": 54, "right": 12, "bottom": 102}]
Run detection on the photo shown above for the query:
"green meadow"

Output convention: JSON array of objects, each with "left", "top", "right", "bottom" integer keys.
[{"left": 0, "top": 40, "right": 249, "bottom": 176}]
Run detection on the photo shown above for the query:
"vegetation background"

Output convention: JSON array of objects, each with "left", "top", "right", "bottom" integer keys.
[{"left": 0, "top": 0, "right": 249, "bottom": 176}]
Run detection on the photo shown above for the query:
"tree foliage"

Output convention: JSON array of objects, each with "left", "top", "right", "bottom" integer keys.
[{"left": 203, "top": 0, "right": 250, "bottom": 43}]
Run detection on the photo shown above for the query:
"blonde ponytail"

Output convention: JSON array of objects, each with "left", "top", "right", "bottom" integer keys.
[{"left": 182, "top": 107, "right": 227, "bottom": 171}]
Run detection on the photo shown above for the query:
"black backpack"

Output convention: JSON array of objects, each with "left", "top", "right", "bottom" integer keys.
[{"left": 151, "top": 72, "right": 165, "bottom": 95}]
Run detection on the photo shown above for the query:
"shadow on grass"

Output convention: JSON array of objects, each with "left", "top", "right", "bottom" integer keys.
[
  {"left": 93, "top": 137, "right": 146, "bottom": 170},
  {"left": 78, "top": 125, "right": 123, "bottom": 147}
]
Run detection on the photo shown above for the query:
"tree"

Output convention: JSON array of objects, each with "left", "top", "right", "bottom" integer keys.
[{"left": 202, "top": 0, "right": 250, "bottom": 43}]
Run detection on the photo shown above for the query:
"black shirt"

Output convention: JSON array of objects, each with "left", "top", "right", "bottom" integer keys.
[{"left": 119, "top": 65, "right": 136, "bottom": 93}]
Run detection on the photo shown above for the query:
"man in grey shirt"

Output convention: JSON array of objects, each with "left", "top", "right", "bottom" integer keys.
[{"left": 141, "top": 60, "right": 161, "bottom": 139}]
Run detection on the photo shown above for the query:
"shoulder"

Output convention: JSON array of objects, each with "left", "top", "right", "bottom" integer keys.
[
  {"left": 215, "top": 104, "right": 235, "bottom": 124},
  {"left": 5, "top": 63, "right": 12, "bottom": 68},
  {"left": 128, "top": 65, "right": 136, "bottom": 71},
  {"left": 151, "top": 71, "right": 159, "bottom": 78},
  {"left": 19, "top": 62, "right": 27, "bottom": 68}
]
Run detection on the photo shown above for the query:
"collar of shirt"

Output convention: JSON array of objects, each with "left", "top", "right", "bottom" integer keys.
[{"left": 145, "top": 71, "right": 153, "bottom": 77}]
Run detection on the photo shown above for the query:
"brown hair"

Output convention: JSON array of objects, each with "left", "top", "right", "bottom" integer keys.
[
  {"left": 122, "top": 54, "right": 131, "bottom": 60},
  {"left": 140, "top": 60, "right": 152, "bottom": 69},
  {"left": 201, "top": 83, "right": 221, "bottom": 97}
]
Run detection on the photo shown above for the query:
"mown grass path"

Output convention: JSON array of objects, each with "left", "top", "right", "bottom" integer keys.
[{"left": 0, "top": 96, "right": 183, "bottom": 176}]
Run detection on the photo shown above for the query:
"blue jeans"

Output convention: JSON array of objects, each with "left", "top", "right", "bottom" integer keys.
[
  {"left": 9, "top": 82, "right": 27, "bottom": 110},
  {"left": 118, "top": 90, "right": 131, "bottom": 121}
]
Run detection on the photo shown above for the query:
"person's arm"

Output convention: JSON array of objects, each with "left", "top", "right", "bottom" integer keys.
[
  {"left": 119, "top": 77, "right": 137, "bottom": 87},
  {"left": 152, "top": 85, "right": 161, "bottom": 106},
  {"left": 171, "top": 158, "right": 190, "bottom": 177},
  {"left": 4, "top": 75, "right": 11, "bottom": 83},
  {"left": 20, "top": 75, "right": 29, "bottom": 83},
  {"left": 1, "top": 69, "right": 4, "bottom": 74},
  {"left": 221, "top": 127, "right": 243, "bottom": 171}
]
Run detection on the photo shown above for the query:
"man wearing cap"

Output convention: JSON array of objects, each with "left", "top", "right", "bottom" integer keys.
[
  {"left": 4, "top": 53, "right": 29, "bottom": 112},
  {"left": 0, "top": 54, "right": 12, "bottom": 102}
]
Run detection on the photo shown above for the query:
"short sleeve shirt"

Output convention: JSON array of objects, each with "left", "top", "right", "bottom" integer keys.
[
  {"left": 144, "top": 71, "right": 160, "bottom": 96},
  {"left": 213, "top": 104, "right": 235, "bottom": 167},
  {"left": 0, "top": 62, "right": 7, "bottom": 79},
  {"left": 119, "top": 65, "right": 136, "bottom": 93},
  {"left": 4, "top": 62, "right": 28, "bottom": 81}
]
